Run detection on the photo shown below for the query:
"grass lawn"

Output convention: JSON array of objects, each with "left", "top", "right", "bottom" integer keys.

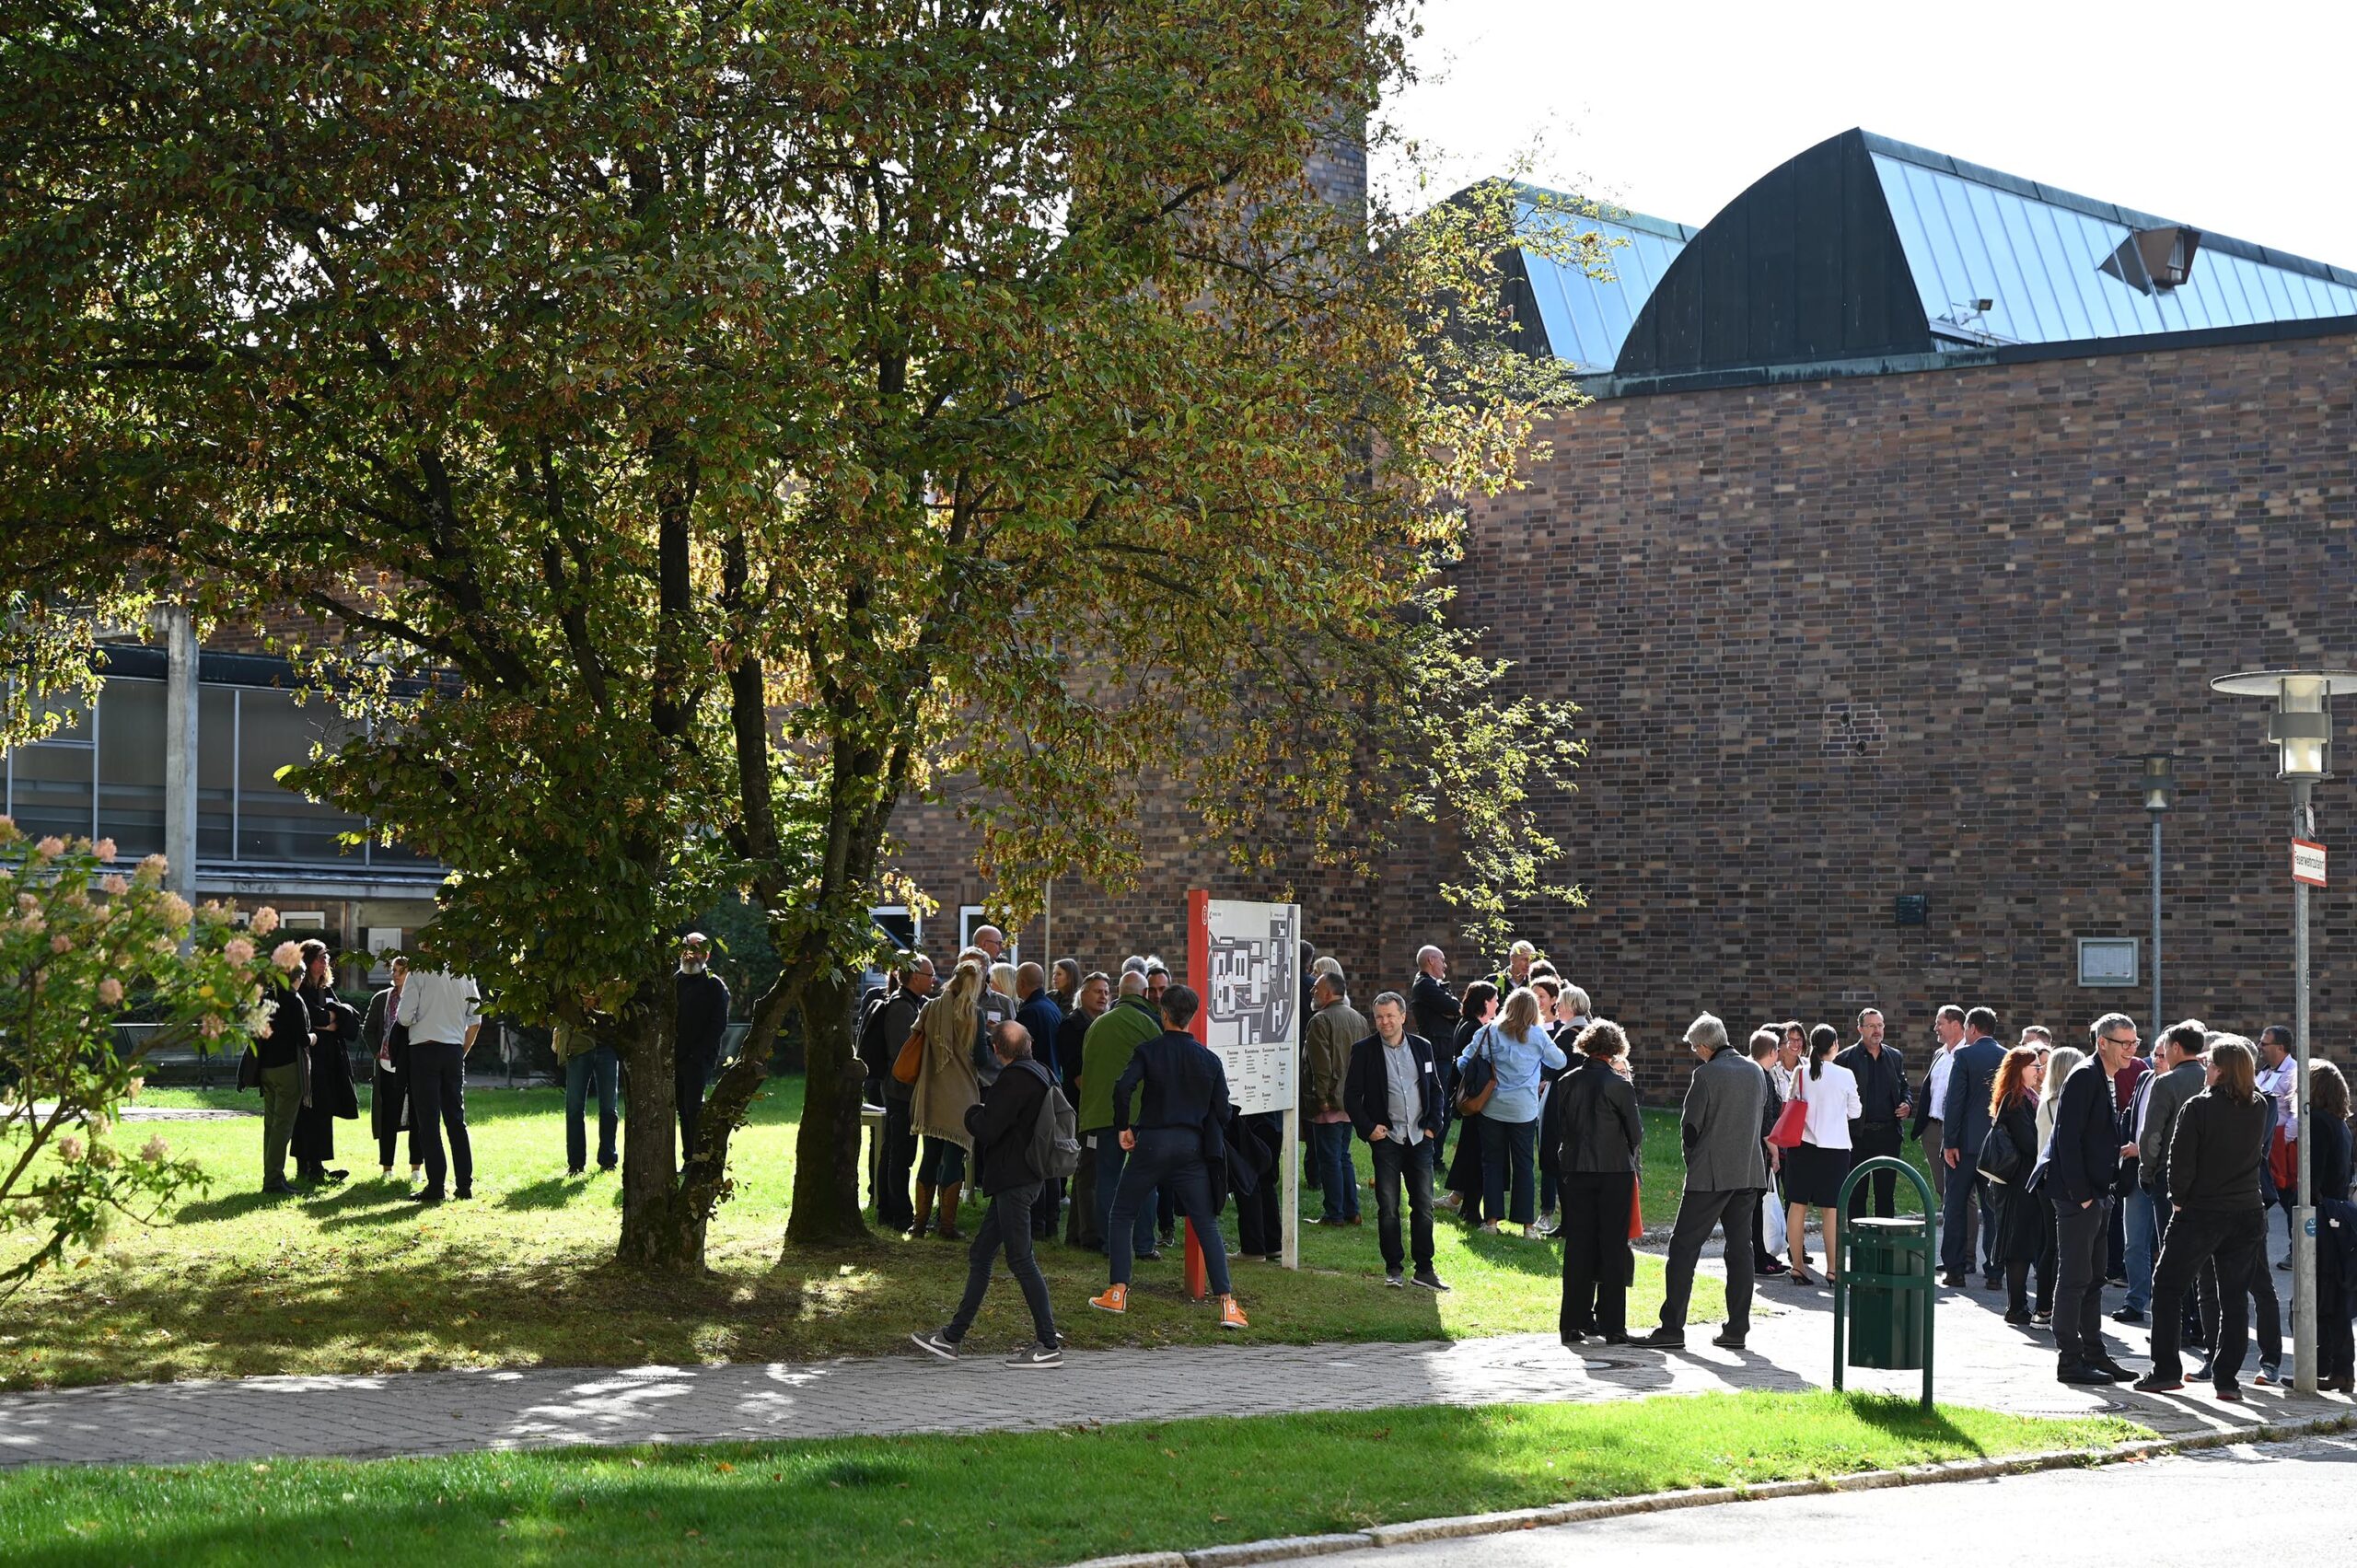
[
  {"left": 0, "top": 1392, "right": 2144, "bottom": 1567},
  {"left": 0, "top": 1082, "right": 1724, "bottom": 1390}
]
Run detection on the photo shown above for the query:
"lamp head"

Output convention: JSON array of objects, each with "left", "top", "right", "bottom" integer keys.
[{"left": 2211, "top": 670, "right": 2357, "bottom": 782}]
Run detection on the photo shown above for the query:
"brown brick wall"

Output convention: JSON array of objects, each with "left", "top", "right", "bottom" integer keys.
[{"left": 892, "top": 329, "right": 2357, "bottom": 1096}]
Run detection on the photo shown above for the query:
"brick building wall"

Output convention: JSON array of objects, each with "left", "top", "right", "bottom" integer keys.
[{"left": 1418, "top": 327, "right": 2357, "bottom": 1093}]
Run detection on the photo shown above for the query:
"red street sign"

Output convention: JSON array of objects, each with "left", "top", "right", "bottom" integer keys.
[{"left": 2293, "top": 839, "right": 2328, "bottom": 888}]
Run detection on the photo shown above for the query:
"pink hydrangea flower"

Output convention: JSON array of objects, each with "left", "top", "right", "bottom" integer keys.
[
  {"left": 55, "top": 1135, "right": 82, "bottom": 1163},
  {"left": 33, "top": 837, "right": 64, "bottom": 859},
  {"left": 96, "top": 977, "right": 123, "bottom": 1006},
  {"left": 99, "top": 875, "right": 129, "bottom": 897},
  {"left": 198, "top": 1014, "right": 224, "bottom": 1039},
  {"left": 90, "top": 838, "right": 117, "bottom": 862},
  {"left": 156, "top": 893, "right": 192, "bottom": 926},
  {"left": 140, "top": 1135, "right": 169, "bottom": 1163},
  {"left": 270, "top": 940, "right": 303, "bottom": 971},
  {"left": 223, "top": 938, "right": 255, "bottom": 967},
  {"left": 49, "top": 934, "right": 70, "bottom": 954},
  {"left": 136, "top": 854, "right": 168, "bottom": 881},
  {"left": 250, "top": 907, "right": 281, "bottom": 936}
]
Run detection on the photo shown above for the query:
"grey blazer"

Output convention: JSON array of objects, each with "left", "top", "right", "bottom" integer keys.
[{"left": 1681, "top": 1046, "right": 1770, "bottom": 1191}]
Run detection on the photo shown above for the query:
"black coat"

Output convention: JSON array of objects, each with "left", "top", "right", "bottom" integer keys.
[
  {"left": 1341, "top": 1033, "right": 1442, "bottom": 1144},
  {"left": 1989, "top": 1098, "right": 2046, "bottom": 1264},
  {"left": 675, "top": 970, "right": 732, "bottom": 1065},
  {"left": 1409, "top": 974, "right": 1460, "bottom": 1062},
  {"left": 962, "top": 1058, "right": 1050, "bottom": 1196},
  {"left": 1555, "top": 1057, "right": 1643, "bottom": 1175},
  {"left": 2030, "top": 1062, "right": 2121, "bottom": 1205},
  {"left": 300, "top": 986, "right": 361, "bottom": 1121}
]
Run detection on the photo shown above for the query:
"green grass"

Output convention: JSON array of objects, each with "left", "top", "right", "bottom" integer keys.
[
  {"left": 0, "top": 1081, "right": 1722, "bottom": 1389},
  {"left": 0, "top": 1392, "right": 2144, "bottom": 1567}
]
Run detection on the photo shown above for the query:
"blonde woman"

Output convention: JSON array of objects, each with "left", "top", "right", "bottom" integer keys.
[
  {"left": 907, "top": 958, "right": 985, "bottom": 1241},
  {"left": 1456, "top": 986, "right": 1566, "bottom": 1237}
]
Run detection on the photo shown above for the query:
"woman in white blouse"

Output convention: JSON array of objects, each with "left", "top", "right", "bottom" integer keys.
[{"left": 1783, "top": 1023, "right": 1863, "bottom": 1286}]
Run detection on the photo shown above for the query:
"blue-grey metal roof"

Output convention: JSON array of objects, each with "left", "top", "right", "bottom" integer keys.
[
  {"left": 1512, "top": 190, "right": 1698, "bottom": 371},
  {"left": 1864, "top": 134, "right": 2357, "bottom": 349}
]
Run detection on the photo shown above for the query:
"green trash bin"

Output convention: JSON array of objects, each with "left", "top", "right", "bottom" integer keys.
[{"left": 1844, "top": 1214, "right": 1929, "bottom": 1369}]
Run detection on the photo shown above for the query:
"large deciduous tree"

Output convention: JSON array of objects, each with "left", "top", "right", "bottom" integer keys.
[{"left": 0, "top": 0, "right": 1585, "bottom": 1268}]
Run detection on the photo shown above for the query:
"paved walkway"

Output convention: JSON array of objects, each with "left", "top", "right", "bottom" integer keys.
[{"left": 0, "top": 1241, "right": 2334, "bottom": 1468}]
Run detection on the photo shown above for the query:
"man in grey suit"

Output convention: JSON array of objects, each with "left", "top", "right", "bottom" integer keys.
[{"left": 1647, "top": 1013, "right": 1770, "bottom": 1350}]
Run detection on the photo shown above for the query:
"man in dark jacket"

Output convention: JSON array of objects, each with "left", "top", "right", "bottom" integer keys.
[
  {"left": 1409, "top": 947, "right": 1460, "bottom": 1162},
  {"left": 1013, "top": 962, "right": 1066, "bottom": 1238},
  {"left": 1090, "top": 985, "right": 1249, "bottom": 1330},
  {"left": 674, "top": 933, "right": 732, "bottom": 1165},
  {"left": 1649, "top": 1014, "right": 1769, "bottom": 1350},
  {"left": 1835, "top": 1008, "right": 1908, "bottom": 1219},
  {"left": 360, "top": 956, "right": 420, "bottom": 1182},
  {"left": 291, "top": 940, "right": 360, "bottom": 1184},
  {"left": 866, "top": 956, "right": 930, "bottom": 1231},
  {"left": 1939, "top": 1006, "right": 2008, "bottom": 1286},
  {"left": 910, "top": 1022, "right": 1062, "bottom": 1367},
  {"left": 1343, "top": 993, "right": 1446, "bottom": 1291},
  {"left": 252, "top": 965, "right": 311, "bottom": 1196},
  {"left": 2030, "top": 1012, "right": 2141, "bottom": 1385},
  {"left": 1058, "top": 971, "right": 1109, "bottom": 1249}
]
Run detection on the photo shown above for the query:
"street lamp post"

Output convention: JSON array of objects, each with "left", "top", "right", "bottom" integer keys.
[
  {"left": 2130, "top": 755, "right": 2177, "bottom": 1028},
  {"left": 2210, "top": 668, "right": 2357, "bottom": 1398}
]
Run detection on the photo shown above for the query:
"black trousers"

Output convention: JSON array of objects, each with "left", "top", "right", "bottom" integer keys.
[
  {"left": 944, "top": 1180, "right": 1058, "bottom": 1348},
  {"left": 1066, "top": 1142, "right": 1104, "bottom": 1249},
  {"left": 407, "top": 1041, "right": 473, "bottom": 1199},
  {"left": 1846, "top": 1122, "right": 1902, "bottom": 1218},
  {"left": 1561, "top": 1170, "right": 1636, "bottom": 1341},
  {"left": 2051, "top": 1195, "right": 2112, "bottom": 1368},
  {"left": 877, "top": 1096, "right": 918, "bottom": 1230},
  {"left": 1234, "top": 1111, "right": 1284, "bottom": 1259},
  {"left": 2151, "top": 1205, "right": 2263, "bottom": 1388},
  {"left": 1370, "top": 1136, "right": 1435, "bottom": 1275},
  {"left": 2198, "top": 1221, "right": 2282, "bottom": 1370},
  {"left": 374, "top": 1063, "right": 422, "bottom": 1171},
  {"left": 676, "top": 1048, "right": 714, "bottom": 1165},
  {"left": 2323, "top": 1265, "right": 2355, "bottom": 1385}
]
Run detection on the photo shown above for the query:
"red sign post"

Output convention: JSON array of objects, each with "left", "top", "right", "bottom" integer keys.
[{"left": 2294, "top": 839, "right": 2328, "bottom": 888}]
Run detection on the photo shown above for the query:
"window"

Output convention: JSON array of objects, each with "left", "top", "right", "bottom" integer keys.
[
  {"left": 871, "top": 906, "right": 921, "bottom": 953},
  {"left": 95, "top": 677, "right": 168, "bottom": 858},
  {"left": 232, "top": 688, "right": 365, "bottom": 864},
  {"left": 197, "top": 686, "right": 237, "bottom": 858},
  {"left": 6, "top": 693, "right": 94, "bottom": 842}
]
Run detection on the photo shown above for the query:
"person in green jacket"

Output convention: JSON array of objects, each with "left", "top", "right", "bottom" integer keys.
[{"left": 1082, "top": 972, "right": 1165, "bottom": 1259}]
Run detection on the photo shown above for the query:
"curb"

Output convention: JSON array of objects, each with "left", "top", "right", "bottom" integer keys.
[{"left": 1062, "top": 1409, "right": 2357, "bottom": 1568}]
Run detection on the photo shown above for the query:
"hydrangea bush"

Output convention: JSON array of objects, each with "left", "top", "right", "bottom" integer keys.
[{"left": 0, "top": 819, "right": 275, "bottom": 1289}]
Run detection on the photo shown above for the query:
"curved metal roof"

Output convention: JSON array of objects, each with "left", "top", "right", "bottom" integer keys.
[{"left": 1505, "top": 188, "right": 1699, "bottom": 372}]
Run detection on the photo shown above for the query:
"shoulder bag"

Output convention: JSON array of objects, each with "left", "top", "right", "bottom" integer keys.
[
  {"left": 1455, "top": 1026, "right": 1498, "bottom": 1117},
  {"left": 890, "top": 1023, "right": 924, "bottom": 1086},
  {"left": 1766, "top": 1069, "right": 1808, "bottom": 1150},
  {"left": 1978, "top": 1115, "right": 2026, "bottom": 1185}
]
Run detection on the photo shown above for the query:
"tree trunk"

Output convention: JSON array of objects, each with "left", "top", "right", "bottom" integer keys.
[
  {"left": 784, "top": 967, "right": 869, "bottom": 1246},
  {"left": 612, "top": 988, "right": 707, "bottom": 1273}
]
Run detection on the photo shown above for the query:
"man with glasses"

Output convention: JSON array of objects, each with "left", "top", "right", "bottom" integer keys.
[{"left": 2033, "top": 1013, "right": 2142, "bottom": 1386}]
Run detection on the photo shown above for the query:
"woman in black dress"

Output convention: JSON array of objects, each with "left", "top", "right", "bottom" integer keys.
[
  {"left": 1555, "top": 1021, "right": 1643, "bottom": 1345},
  {"left": 1442, "top": 981, "right": 1499, "bottom": 1222}
]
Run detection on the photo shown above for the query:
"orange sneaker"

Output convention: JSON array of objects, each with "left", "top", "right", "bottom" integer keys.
[
  {"left": 1089, "top": 1283, "right": 1128, "bottom": 1315},
  {"left": 1218, "top": 1295, "right": 1248, "bottom": 1330}
]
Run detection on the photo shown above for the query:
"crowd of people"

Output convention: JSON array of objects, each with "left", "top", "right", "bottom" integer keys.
[{"left": 241, "top": 917, "right": 2357, "bottom": 1398}]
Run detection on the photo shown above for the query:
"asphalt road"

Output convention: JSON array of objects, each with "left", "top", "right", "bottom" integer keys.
[{"left": 1321, "top": 1434, "right": 2357, "bottom": 1566}]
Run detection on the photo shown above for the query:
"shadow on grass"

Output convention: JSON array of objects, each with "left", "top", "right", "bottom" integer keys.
[
  {"left": 172, "top": 1188, "right": 297, "bottom": 1224},
  {"left": 500, "top": 1175, "right": 588, "bottom": 1212},
  {"left": 1843, "top": 1391, "right": 1982, "bottom": 1453}
]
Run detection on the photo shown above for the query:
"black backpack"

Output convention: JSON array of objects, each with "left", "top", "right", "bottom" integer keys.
[{"left": 1016, "top": 1060, "right": 1082, "bottom": 1180}]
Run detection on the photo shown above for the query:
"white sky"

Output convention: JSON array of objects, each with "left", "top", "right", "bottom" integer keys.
[{"left": 1380, "top": 0, "right": 2357, "bottom": 267}]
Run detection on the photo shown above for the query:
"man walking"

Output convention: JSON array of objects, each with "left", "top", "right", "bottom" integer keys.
[
  {"left": 1648, "top": 1014, "right": 1768, "bottom": 1350},
  {"left": 1304, "top": 969, "right": 1369, "bottom": 1227},
  {"left": 394, "top": 962, "right": 482, "bottom": 1203},
  {"left": 2032, "top": 1012, "right": 2140, "bottom": 1386},
  {"left": 674, "top": 933, "right": 732, "bottom": 1166},
  {"left": 1939, "top": 1006, "right": 2007, "bottom": 1288},
  {"left": 909, "top": 1022, "right": 1064, "bottom": 1368},
  {"left": 1090, "top": 984, "right": 1250, "bottom": 1330},
  {"left": 1836, "top": 1007, "right": 1909, "bottom": 1220},
  {"left": 1343, "top": 993, "right": 1447, "bottom": 1291}
]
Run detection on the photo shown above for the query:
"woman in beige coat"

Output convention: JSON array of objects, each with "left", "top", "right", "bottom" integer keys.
[{"left": 907, "top": 958, "right": 984, "bottom": 1240}]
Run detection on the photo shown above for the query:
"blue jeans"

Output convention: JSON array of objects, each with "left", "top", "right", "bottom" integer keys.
[
  {"left": 1480, "top": 1115, "right": 1539, "bottom": 1226},
  {"left": 1095, "top": 1132, "right": 1157, "bottom": 1255},
  {"left": 2124, "top": 1184, "right": 2158, "bottom": 1312},
  {"left": 563, "top": 1045, "right": 620, "bottom": 1172},
  {"left": 1313, "top": 1121, "right": 1360, "bottom": 1222},
  {"left": 1109, "top": 1129, "right": 1231, "bottom": 1295}
]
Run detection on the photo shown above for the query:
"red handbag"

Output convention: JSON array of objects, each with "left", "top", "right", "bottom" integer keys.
[
  {"left": 1627, "top": 1178, "right": 1644, "bottom": 1241},
  {"left": 1767, "top": 1075, "right": 1808, "bottom": 1149}
]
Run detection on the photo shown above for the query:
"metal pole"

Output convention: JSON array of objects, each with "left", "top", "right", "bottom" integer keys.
[
  {"left": 2293, "top": 779, "right": 2317, "bottom": 1395},
  {"left": 2150, "top": 811, "right": 2163, "bottom": 1029}
]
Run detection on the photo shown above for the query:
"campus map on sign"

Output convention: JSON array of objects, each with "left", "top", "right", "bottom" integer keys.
[{"left": 1191, "top": 897, "right": 1299, "bottom": 1116}]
